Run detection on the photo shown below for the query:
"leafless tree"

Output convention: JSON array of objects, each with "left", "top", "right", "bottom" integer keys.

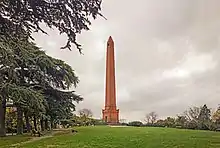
[
  {"left": 78, "top": 108, "right": 93, "bottom": 118},
  {"left": 145, "top": 112, "right": 158, "bottom": 124},
  {"left": 183, "top": 107, "right": 200, "bottom": 121},
  {"left": 119, "top": 119, "right": 127, "bottom": 123},
  {"left": 145, "top": 114, "right": 151, "bottom": 123}
]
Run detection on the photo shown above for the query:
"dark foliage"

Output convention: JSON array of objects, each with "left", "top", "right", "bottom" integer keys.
[
  {"left": 0, "top": 0, "right": 103, "bottom": 52},
  {"left": 128, "top": 121, "right": 143, "bottom": 127}
]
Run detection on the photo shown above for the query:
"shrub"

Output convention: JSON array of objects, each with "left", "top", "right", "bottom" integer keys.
[{"left": 128, "top": 121, "right": 143, "bottom": 127}]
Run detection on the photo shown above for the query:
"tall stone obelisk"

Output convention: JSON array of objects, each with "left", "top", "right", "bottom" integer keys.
[{"left": 102, "top": 36, "right": 119, "bottom": 124}]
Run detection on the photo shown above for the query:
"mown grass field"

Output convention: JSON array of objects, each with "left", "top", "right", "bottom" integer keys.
[
  {"left": 1, "top": 126, "right": 220, "bottom": 148},
  {"left": 0, "top": 135, "right": 31, "bottom": 148}
]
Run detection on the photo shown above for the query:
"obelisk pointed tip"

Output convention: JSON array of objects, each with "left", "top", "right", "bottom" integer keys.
[{"left": 108, "top": 36, "right": 114, "bottom": 43}]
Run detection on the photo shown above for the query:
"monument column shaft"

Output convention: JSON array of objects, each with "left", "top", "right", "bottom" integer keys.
[
  {"left": 103, "top": 36, "right": 119, "bottom": 124},
  {"left": 105, "top": 37, "right": 116, "bottom": 110}
]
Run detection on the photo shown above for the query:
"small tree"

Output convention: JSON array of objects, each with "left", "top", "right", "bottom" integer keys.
[
  {"left": 164, "top": 117, "right": 175, "bottom": 128},
  {"left": 183, "top": 106, "right": 201, "bottom": 129},
  {"left": 197, "top": 104, "right": 211, "bottom": 130},
  {"left": 212, "top": 105, "right": 220, "bottom": 124},
  {"left": 119, "top": 119, "right": 127, "bottom": 123},
  {"left": 145, "top": 112, "right": 158, "bottom": 124},
  {"left": 155, "top": 119, "right": 166, "bottom": 127},
  {"left": 175, "top": 115, "right": 187, "bottom": 128},
  {"left": 79, "top": 109, "right": 93, "bottom": 118},
  {"left": 78, "top": 109, "right": 93, "bottom": 126},
  {"left": 145, "top": 114, "right": 151, "bottom": 124}
]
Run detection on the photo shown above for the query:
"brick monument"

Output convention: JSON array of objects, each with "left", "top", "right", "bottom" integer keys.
[{"left": 102, "top": 36, "right": 119, "bottom": 124}]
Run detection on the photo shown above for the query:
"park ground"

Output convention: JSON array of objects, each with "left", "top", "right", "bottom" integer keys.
[{"left": 1, "top": 126, "right": 220, "bottom": 148}]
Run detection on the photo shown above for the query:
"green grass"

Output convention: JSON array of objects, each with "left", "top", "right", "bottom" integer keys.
[
  {"left": 2, "top": 126, "right": 220, "bottom": 148},
  {"left": 0, "top": 134, "right": 31, "bottom": 148}
]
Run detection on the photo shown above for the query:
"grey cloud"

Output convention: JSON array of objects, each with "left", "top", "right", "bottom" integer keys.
[{"left": 33, "top": 0, "right": 220, "bottom": 121}]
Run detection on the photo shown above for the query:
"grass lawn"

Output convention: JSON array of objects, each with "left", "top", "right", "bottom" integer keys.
[
  {"left": 0, "top": 134, "right": 31, "bottom": 148},
  {"left": 2, "top": 126, "right": 220, "bottom": 148}
]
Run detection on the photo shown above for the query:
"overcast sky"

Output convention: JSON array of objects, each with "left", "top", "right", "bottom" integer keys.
[{"left": 33, "top": 0, "right": 220, "bottom": 122}]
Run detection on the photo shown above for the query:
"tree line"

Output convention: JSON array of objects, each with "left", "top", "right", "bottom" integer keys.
[
  {"left": 127, "top": 104, "right": 220, "bottom": 131},
  {"left": 59, "top": 108, "right": 106, "bottom": 127},
  {"left": 0, "top": 0, "right": 103, "bottom": 137}
]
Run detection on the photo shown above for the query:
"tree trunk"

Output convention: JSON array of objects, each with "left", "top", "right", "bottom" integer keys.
[
  {"left": 24, "top": 112, "right": 31, "bottom": 133},
  {"left": 0, "top": 99, "right": 6, "bottom": 137},
  {"left": 50, "top": 119, "right": 54, "bottom": 129},
  {"left": 17, "top": 67, "right": 25, "bottom": 135},
  {"left": 33, "top": 116, "right": 37, "bottom": 131},
  {"left": 54, "top": 122, "right": 57, "bottom": 129},
  {"left": 45, "top": 119, "right": 49, "bottom": 130},
  {"left": 40, "top": 118, "right": 45, "bottom": 131},
  {"left": 17, "top": 106, "right": 23, "bottom": 135}
]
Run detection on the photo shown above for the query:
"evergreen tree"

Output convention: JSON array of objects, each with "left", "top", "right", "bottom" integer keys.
[
  {"left": 0, "top": 0, "right": 102, "bottom": 137},
  {"left": 0, "top": 38, "right": 82, "bottom": 136},
  {"left": 0, "top": 36, "right": 45, "bottom": 136},
  {"left": 43, "top": 87, "right": 83, "bottom": 129},
  {"left": 0, "top": 0, "right": 103, "bottom": 52},
  {"left": 198, "top": 104, "right": 211, "bottom": 130}
]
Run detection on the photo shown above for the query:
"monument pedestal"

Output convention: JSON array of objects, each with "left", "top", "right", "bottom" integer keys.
[{"left": 102, "top": 108, "right": 119, "bottom": 124}]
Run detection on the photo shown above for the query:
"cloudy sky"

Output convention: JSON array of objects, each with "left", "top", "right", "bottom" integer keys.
[{"left": 33, "top": 0, "right": 220, "bottom": 122}]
